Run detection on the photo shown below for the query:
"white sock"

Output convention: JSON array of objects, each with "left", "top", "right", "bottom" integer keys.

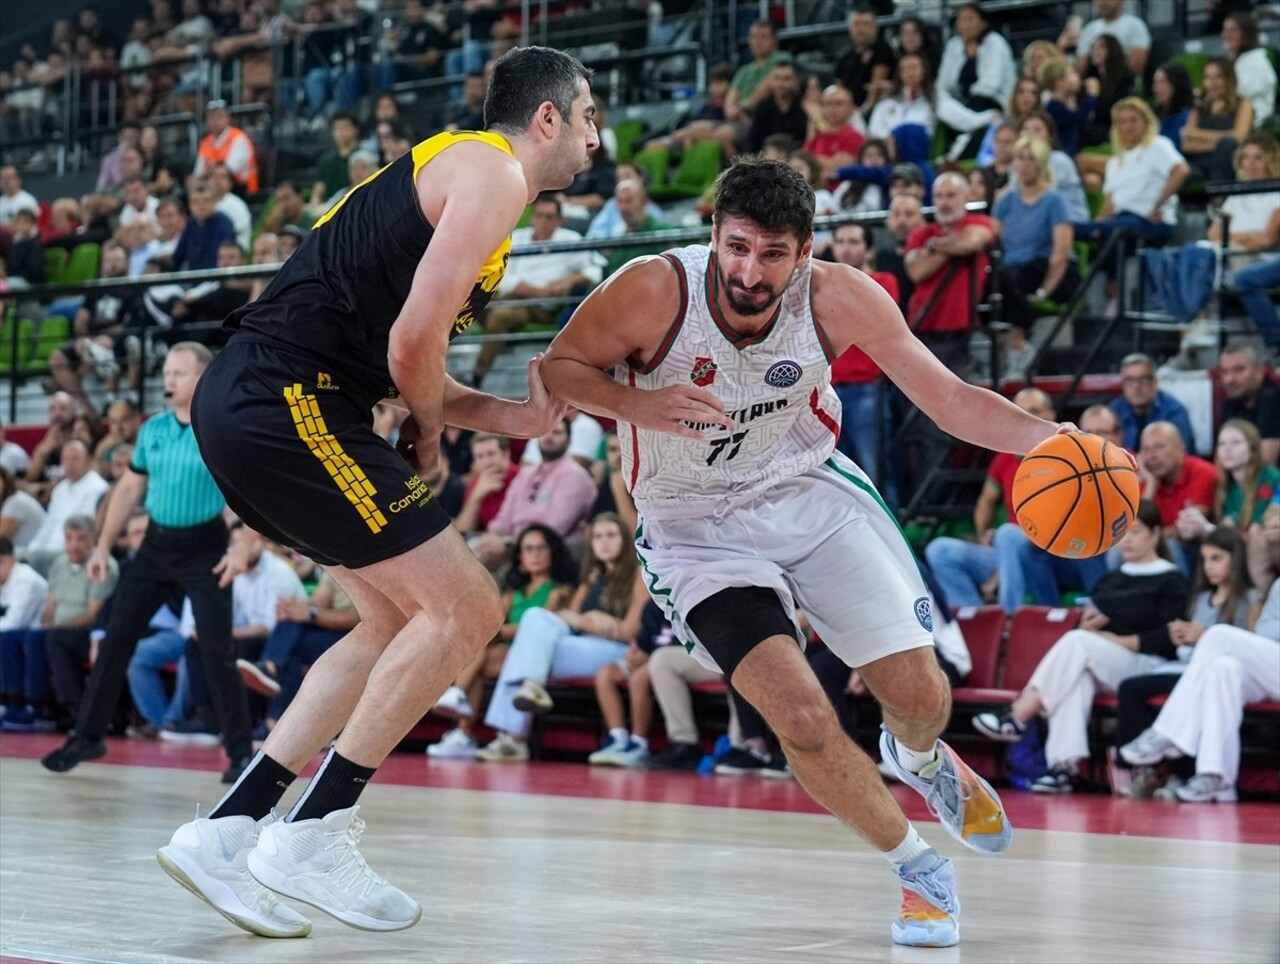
[
  {"left": 632, "top": 735, "right": 648, "bottom": 748},
  {"left": 609, "top": 727, "right": 630, "bottom": 744},
  {"left": 894, "top": 737, "right": 939, "bottom": 775},
  {"left": 884, "top": 825, "right": 931, "bottom": 866}
]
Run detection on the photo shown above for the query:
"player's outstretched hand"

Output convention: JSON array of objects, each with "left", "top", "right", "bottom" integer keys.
[
  {"left": 633, "top": 385, "right": 736, "bottom": 439},
  {"left": 524, "top": 353, "right": 570, "bottom": 437}
]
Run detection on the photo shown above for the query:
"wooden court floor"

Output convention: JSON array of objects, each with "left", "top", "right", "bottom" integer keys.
[{"left": 1, "top": 738, "right": 1278, "bottom": 964}]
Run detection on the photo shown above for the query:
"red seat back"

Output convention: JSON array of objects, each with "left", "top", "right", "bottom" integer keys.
[
  {"left": 1003, "top": 606, "right": 1082, "bottom": 691},
  {"left": 952, "top": 605, "right": 1006, "bottom": 689}
]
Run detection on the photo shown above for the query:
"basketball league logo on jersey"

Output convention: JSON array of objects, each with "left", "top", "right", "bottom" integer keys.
[
  {"left": 689, "top": 357, "right": 718, "bottom": 387},
  {"left": 914, "top": 597, "right": 933, "bottom": 633},
  {"left": 765, "top": 360, "right": 803, "bottom": 388}
]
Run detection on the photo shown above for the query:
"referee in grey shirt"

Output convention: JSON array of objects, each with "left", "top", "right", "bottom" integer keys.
[{"left": 42, "top": 342, "right": 253, "bottom": 781}]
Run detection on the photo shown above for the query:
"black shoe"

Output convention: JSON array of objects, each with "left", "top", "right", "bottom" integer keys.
[
  {"left": 236, "top": 659, "right": 281, "bottom": 697},
  {"left": 40, "top": 736, "right": 108, "bottom": 773},
  {"left": 221, "top": 755, "right": 251, "bottom": 784},
  {"left": 647, "top": 741, "right": 703, "bottom": 771},
  {"left": 714, "top": 747, "right": 789, "bottom": 777}
]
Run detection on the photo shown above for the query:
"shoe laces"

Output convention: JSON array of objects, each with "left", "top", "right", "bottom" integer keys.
[
  {"left": 898, "top": 861, "right": 957, "bottom": 916},
  {"left": 924, "top": 754, "right": 973, "bottom": 824},
  {"left": 322, "top": 814, "right": 388, "bottom": 898}
]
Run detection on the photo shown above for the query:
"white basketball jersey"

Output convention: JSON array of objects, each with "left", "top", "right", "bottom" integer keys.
[{"left": 616, "top": 244, "right": 841, "bottom": 520}]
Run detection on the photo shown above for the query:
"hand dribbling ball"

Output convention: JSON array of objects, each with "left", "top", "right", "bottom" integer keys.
[{"left": 1012, "top": 432, "right": 1140, "bottom": 558}]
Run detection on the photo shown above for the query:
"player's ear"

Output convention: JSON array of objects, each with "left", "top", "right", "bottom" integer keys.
[
  {"left": 798, "top": 234, "right": 814, "bottom": 263},
  {"left": 534, "top": 100, "right": 558, "bottom": 140}
]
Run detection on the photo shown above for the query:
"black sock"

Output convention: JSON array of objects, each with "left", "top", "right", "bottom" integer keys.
[
  {"left": 209, "top": 752, "right": 297, "bottom": 821},
  {"left": 287, "top": 748, "right": 376, "bottom": 822}
]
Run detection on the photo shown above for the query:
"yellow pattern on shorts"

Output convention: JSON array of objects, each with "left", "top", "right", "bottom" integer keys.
[{"left": 284, "top": 383, "right": 388, "bottom": 534}]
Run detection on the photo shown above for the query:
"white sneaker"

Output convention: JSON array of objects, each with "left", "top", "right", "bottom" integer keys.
[
  {"left": 474, "top": 733, "right": 529, "bottom": 762},
  {"left": 432, "top": 685, "right": 473, "bottom": 720},
  {"left": 1174, "top": 774, "right": 1237, "bottom": 803},
  {"left": 1119, "top": 727, "right": 1182, "bottom": 767},
  {"left": 157, "top": 813, "right": 312, "bottom": 939},
  {"left": 426, "top": 727, "right": 477, "bottom": 759},
  {"left": 512, "top": 678, "right": 553, "bottom": 713},
  {"left": 247, "top": 805, "right": 422, "bottom": 932}
]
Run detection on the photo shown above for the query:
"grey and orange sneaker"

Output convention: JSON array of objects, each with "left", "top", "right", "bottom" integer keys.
[
  {"left": 892, "top": 849, "right": 960, "bottom": 947},
  {"left": 879, "top": 727, "right": 1013, "bottom": 855}
]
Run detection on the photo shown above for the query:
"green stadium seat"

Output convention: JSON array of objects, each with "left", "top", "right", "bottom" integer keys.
[
  {"left": 63, "top": 243, "right": 102, "bottom": 285},
  {"left": 631, "top": 145, "right": 671, "bottom": 189},
  {"left": 1170, "top": 52, "right": 1208, "bottom": 92},
  {"left": 44, "top": 249, "right": 69, "bottom": 286},
  {"left": 651, "top": 140, "right": 722, "bottom": 200},
  {"left": 613, "top": 119, "right": 647, "bottom": 163},
  {"left": 31, "top": 315, "right": 71, "bottom": 367}
]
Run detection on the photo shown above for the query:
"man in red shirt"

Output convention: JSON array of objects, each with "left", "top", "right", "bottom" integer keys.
[
  {"left": 1139, "top": 420, "right": 1218, "bottom": 572},
  {"left": 804, "top": 84, "right": 865, "bottom": 186},
  {"left": 829, "top": 222, "right": 897, "bottom": 497},
  {"left": 904, "top": 171, "right": 997, "bottom": 375},
  {"left": 455, "top": 433, "right": 519, "bottom": 538}
]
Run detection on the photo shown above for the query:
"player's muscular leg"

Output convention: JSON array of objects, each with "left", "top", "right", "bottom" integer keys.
[
  {"left": 259, "top": 530, "right": 499, "bottom": 773},
  {"left": 334, "top": 526, "right": 504, "bottom": 767},
  {"left": 259, "top": 567, "right": 410, "bottom": 772},
  {"left": 856, "top": 646, "right": 952, "bottom": 752},
  {"left": 731, "top": 636, "right": 910, "bottom": 851}
]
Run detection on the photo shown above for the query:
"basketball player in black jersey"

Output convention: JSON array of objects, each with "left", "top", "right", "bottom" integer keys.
[{"left": 153, "top": 47, "right": 599, "bottom": 938}]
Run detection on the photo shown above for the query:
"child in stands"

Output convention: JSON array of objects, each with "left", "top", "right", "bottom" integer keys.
[{"left": 1113, "top": 525, "right": 1260, "bottom": 797}]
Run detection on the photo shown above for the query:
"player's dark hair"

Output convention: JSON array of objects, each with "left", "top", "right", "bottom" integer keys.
[
  {"left": 485, "top": 46, "right": 592, "bottom": 135},
  {"left": 712, "top": 157, "right": 815, "bottom": 242}
]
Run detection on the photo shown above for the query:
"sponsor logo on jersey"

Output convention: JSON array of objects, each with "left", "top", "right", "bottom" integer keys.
[
  {"left": 914, "top": 596, "right": 933, "bottom": 633},
  {"left": 765, "top": 360, "right": 803, "bottom": 388},
  {"left": 683, "top": 397, "right": 788, "bottom": 431},
  {"left": 690, "top": 356, "right": 718, "bottom": 387}
]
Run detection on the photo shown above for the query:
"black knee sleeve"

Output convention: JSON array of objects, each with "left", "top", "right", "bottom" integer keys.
[{"left": 685, "top": 586, "right": 797, "bottom": 680}]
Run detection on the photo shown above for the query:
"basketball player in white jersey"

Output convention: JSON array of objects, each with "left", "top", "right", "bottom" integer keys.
[{"left": 542, "top": 157, "right": 1074, "bottom": 947}]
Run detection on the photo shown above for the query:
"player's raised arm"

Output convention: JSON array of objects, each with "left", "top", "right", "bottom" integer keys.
[
  {"left": 812, "top": 261, "right": 1064, "bottom": 455},
  {"left": 542, "top": 256, "right": 735, "bottom": 438},
  {"left": 388, "top": 143, "right": 529, "bottom": 471}
]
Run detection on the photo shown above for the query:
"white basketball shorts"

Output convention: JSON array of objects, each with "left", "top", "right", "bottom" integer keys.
[{"left": 634, "top": 450, "right": 936, "bottom": 674}]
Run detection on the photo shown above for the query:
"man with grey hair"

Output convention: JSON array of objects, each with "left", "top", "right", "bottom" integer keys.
[
  {"left": 1218, "top": 341, "right": 1280, "bottom": 465},
  {"left": 876, "top": 193, "right": 926, "bottom": 311},
  {"left": 904, "top": 171, "right": 997, "bottom": 372},
  {"left": 1110, "top": 352, "right": 1195, "bottom": 453},
  {"left": 26, "top": 441, "right": 110, "bottom": 575},
  {"left": 14, "top": 516, "right": 118, "bottom": 731}
]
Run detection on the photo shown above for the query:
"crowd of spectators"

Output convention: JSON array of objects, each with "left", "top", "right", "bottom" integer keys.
[{"left": 0, "top": 0, "right": 1279, "bottom": 797}]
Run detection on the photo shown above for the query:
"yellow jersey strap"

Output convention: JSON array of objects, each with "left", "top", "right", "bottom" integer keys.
[{"left": 411, "top": 130, "right": 515, "bottom": 181}]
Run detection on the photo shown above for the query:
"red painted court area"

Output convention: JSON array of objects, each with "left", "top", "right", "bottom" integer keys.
[{"left": 3, "top": 733, "right": 1277, "bottom": 846}]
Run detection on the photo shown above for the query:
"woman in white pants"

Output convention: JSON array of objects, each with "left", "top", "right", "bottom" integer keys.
[
  {"left": 476, "top": 513, "right": 647, "bottom": 761},
  {"left": 973, "top": 500, "right": 1190, "bottom": 792},
  {"left": 1120, "top": 581, "right": 1280, "bottom": 802}
]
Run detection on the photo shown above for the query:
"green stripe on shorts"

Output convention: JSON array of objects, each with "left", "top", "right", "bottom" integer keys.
[
  {"left": 634, "top": 520, "right": 694, "bottom": 654},
  {"left": 822, "top": 457, "right": 925, "bottom": 581}
]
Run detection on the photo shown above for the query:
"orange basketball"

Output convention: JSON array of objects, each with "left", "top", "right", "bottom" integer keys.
[{"left": 1012, "top": 432, "right": 1140, "bottom": 559}]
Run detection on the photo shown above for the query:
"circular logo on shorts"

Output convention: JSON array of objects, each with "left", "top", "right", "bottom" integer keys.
[
  {"left": 914, "top": 596, "right": 933, "bottom": 633},
  {"left": 765, "top": 360, "right": 803, "bottom": 388}
]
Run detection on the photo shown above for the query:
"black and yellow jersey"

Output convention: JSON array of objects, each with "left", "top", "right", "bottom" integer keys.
[{"left": 226, "top": 130, "right": 514, "bottom": 403}]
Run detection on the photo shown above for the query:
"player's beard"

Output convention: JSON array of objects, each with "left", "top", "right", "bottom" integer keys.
[{"left": 716, "top": 261, "right": 785, "bottom": 317}]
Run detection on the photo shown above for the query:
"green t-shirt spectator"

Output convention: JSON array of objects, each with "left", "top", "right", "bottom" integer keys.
[
  {"left": 46, "top": 553, "right": 118, "bottom": 625},
  {"left": 1222, "top": 463, "right": 1280, "bottom": 527},
  {"left": 604, "top": 215, "right": 670, "bottom": 278},
  {"left": 731, "top": 51, "right": 793, "bottom": 105}
]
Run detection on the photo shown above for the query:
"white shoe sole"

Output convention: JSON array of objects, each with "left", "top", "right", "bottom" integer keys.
[
  {"left": 246, "top": 851, "right": 422, "bottom": 932},
  {"left": 157, "top": 848, "right": 311, "bottom": 939},
  {"left": 237, "top": 660, "right": 281, "bottom": 697}
]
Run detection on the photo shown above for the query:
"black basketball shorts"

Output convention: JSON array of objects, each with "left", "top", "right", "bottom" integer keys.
[{"left": 192, "top": 337, "right": 451, "bottom": 568}]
